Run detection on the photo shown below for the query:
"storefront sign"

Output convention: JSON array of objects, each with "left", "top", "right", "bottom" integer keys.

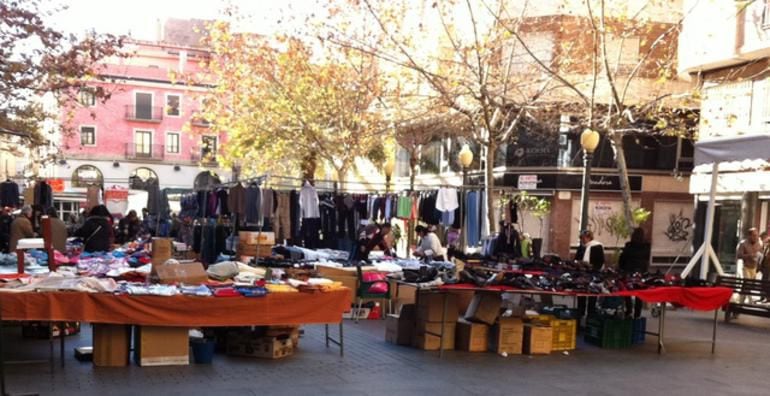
[
  {"left": 517, "top": 175, "right": 539, "bottom": 190},
  {"left": 104, "top": 188, "right": 129, "bottom": 201},
  {"left": 47, "top": 179, "right": 65, "bottom": 193}
]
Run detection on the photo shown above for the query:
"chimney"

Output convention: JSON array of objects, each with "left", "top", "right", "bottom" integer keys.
[{"left": 156, "top": 18, "right": 163, "bottom": 42}]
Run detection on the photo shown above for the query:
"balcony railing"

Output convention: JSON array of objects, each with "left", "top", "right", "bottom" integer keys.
[
  {"left": 190, "top": 152, "right": 218, "bottom": 167},
  {"left": 191, "top": 117, "right": 211, "bottom": 128},
  {"left": 125, "top": 143, "right": 165, "bottom": 161},
  {"left": 125, "top": 105, "right": 163, "bottom": 122}
]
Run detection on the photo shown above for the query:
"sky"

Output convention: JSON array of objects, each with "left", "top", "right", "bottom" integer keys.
[{"left": 46, "top": 0, "right": 320, "bottom": 39}]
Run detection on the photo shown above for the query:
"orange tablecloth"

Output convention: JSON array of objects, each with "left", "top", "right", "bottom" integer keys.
[{"left": 0, "top": 289, "right": 351, "bottom": 327}]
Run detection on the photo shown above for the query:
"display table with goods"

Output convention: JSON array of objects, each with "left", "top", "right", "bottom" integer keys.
[
  {"left": 383, "top": 260, "right": 732, "bottom": 358},
  {"left": 0, "top": 238, "right": 353, "bottom": 394}
]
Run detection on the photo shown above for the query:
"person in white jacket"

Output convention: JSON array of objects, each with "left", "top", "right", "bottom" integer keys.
[{"left": 414, "top": 225, "right": 444, "bottom": 261}]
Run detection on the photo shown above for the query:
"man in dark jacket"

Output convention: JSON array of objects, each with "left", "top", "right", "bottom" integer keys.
[
  {"left": 9, "top": 206, "right": 35, "bottom": 252},
  {"left": 74, "top": 205, "right": 112, "bottom": 252},
  {"left": 618, "top": 228, "right": 651, "bottom": 318}
]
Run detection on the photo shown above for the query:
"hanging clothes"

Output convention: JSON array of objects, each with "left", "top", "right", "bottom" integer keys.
[
  {"left": 480, "top": 190, "right": 489, "bottom": 241},
  {"left": 466, "top": 191, "right": 481, "bottom": 247},
  {"left": 244, "top": 184, "right": 262, "bottom": 224},
  {"left": 274, "top": 191, "right": 292, "bottom": 243},
  {"left": 0, "top": 180, "right": 20, "bottom": 208},
  {"left": 22, "top": 184, "right": 34, "bottom": 207},
  {"left": 396, "top": 194, "right": 412, "bottom": 218},
  {"left": 436, "top": 187, "right": 459, "bottom": 212},
  {"left": 34, "top": 181, "right": 53, "bottom": 210},
  {"left": 228, "top": 183, "right": 246, "bottom": 217},
  {"left": 261, "top": 188, "right": 274, "bottom": 223},
  {"left": 299, "top": 182, "right": 320, "bottom": 219},
  {"left": 215, "top": 188, "right": 229, "bottom": 217}
]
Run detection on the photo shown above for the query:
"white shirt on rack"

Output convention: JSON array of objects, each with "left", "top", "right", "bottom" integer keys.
[
  {"left": 436, "top": 187, "right": 459, "bottom": 212},
  {"left": 299, "top": 181, "right": 320, "bottom": 218}
]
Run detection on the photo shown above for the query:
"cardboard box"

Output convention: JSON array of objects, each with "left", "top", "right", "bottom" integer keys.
[
  {"left": 464, "top": 293, "right": 502, "bottom": 325},
  {"left": 239, "top": 231, "right": 275, "bottom": 245},
  {"left": 226, "top": 333, "right": 294, "bottom": 359},
  {"left": 455, "top": 319, "right": 489, "bottom": 352},
  {"left": 385, "top": 314, "right": 414, "bottom": 346},
  {"left": 412, "top": 322, "right": 456, "bottom": 350},
  {"left": 449, "top": 290, "right": 475, "bottom": 316},
  {"left": 524, "top": 324, "right": 553, "bottom": 355},
  {"left": 134, "top": 326, "right": 189, "bottom": 366},
  {"left": 489, "top": 317, "right": 524, "bottom": 354},
  {"left": 417, "top": 292, "right": 459, "bottom": 323},
  {"left": 154, "top": 262, "right": 208, "bottom": 285},
  {"left": 399, "top": 304, "right": 416, "bottom": 321},
  {"left": 151, "top": 238, "right": 173, "bottom": 267},
  {"left": 93, "top": 324, "right": 130, "bottom": 367},
  {"left": 238, "top": 244, "right": 273, "bottom": 258}
]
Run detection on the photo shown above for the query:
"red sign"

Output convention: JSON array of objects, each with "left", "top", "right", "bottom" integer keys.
[
  {"left": 104, "top": 188, "right": 128, "bottom": 201},
  {"left": 47, "top": 179, "right": 65, "bottom": 193}
]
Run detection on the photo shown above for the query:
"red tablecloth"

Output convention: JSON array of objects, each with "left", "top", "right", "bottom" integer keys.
[
  {"left": 0, "top": 289, "right": 351, "bottom": 326},
  {"left": 438, "top": 284, "right": 733, "bottom": 311}
]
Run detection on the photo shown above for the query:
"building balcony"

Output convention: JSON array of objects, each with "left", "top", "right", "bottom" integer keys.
[
  {"left": 190, "top": 117, "right": 210, "bottom": 128},
  {"left": 124, "top": 105, "right": 163, "bottom": 123},
  {"left": 125, "top": 143, "right": 165, "bottom": 161},
  {"left": 190, "top": 152, "right": 218, "bottom": 167}
]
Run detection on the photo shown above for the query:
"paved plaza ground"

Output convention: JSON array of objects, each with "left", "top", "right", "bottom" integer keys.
[{"left": 2, "top": 308, "right": 768, "bottom": 396}]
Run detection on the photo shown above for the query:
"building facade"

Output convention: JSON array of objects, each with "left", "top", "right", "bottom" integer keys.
[
  {"left": 679, "top": 0, "right": 770, "bottom": 271},
  {"left": 395, "top": 1, "right": 696, "bottom": 265},
  {"left": 53, "top": 21, "right": 230, "bottom": 218}
]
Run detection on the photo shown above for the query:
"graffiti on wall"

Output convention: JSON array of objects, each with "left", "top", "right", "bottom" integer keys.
[{"left": 664, "top": 209, "right": 692, "bottom": 242}]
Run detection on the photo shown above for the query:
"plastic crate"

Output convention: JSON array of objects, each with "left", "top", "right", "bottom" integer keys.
[
  {"left": 584, "top": 317, "right": 632, "bottom": 349},
  {"left": 530, "top": 315, "right": 576, "bottom": 351},
  {"left": 631, "top": 317, "right": 646, "bottom": 345}
]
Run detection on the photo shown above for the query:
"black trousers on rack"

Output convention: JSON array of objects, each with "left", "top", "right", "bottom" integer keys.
[{"left": 301, "top": 218, "right": 321, "bottom": 249}]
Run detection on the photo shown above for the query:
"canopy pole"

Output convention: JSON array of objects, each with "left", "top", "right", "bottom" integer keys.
[{"left": 682, "top": 163, "right": 723, "bottom": 279}]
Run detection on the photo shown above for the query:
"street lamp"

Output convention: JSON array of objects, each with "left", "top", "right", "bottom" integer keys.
[
  {"left": 384, "top": 156, "right": 396, "bottom": 193},
  {"left": 458, "top": 144, "right": 474, "bottom": 252},
  {"left": 578, "top": 128, "right": 601, "bottom": 240}
]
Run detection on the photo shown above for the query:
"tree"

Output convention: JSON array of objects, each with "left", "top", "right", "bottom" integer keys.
[
  {"left": 324, "top": 0, "right": 558, "bottom": 233},
  {"left": 0, "top": 0, "right": 123, "bottom": 148},
  {"left": 196, "top": 21, "right": 386, "bottom": 186},
  {"left": 488, "top": 0, "right": 697, "bottom": 232}
]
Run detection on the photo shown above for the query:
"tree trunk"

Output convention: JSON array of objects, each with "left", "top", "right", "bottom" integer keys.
[
  {"left": 409, "top": 151, "right": 418, "bottom": 191},
  {"left": 336, "top": 164, "right": 349, "bottom": 191},
  {"left": 486, "top": 141, "right": 497, "bottom": 234},
  {"left": 301, "top": 152, "right": 317, "bottom": 183},
  {"left": 609, "top": 131, "right": 634, "bottom": 232}
]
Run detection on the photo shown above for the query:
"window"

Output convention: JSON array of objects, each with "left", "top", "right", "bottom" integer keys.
[
  {"left": 135, "top": 130, "right": 153, "bottom": 157},
  {"left": 763, "top": 0, "right": 770, "bottom": 28},
  {"left": 79, "top": 88, "right": 96, "bottom": 107},
  {"left": 80, "top": 126, "right": 95, "bottom": 146},
  {"left": 134, "top": 92, "right": 153, "bottom": 120},
  {"left": 201, "top": 136, "right": 218, "bottom": 162},
  {"left": 71, "top": 165, "right": 103, "bottom": 188},
  {"left": 166, "top": 94, "right": 181, "bottom": 116},
  {"left": 166, "top": 132, "right": 180, "bottom": 154}
]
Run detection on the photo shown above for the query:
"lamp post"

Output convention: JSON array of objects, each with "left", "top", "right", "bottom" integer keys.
[
  {"left": 384, "top": 156, "right": 395, "bottom": 194},
  {"left": 578, "top": 128, "right": 601, "bottom": 240},
  {"left": 458, "top": 144, "right": 474, "bottom": 252}
]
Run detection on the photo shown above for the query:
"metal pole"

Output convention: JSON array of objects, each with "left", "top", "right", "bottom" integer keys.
[
  {"left": 700, "top": 163, "right": 719, "bottom": 280},
  {"left": 461, "top": 167, "right": 467, "bottom": 252},
  {"left": 712, "top": 309, "right": 718, "bottom": 354},
  {"left": 578, "top": 150, "right": 594, "bottom": 237}
]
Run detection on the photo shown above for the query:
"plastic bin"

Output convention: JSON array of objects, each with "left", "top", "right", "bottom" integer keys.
[
  {"left": 584, "top": 316, "right": 632, "bottom": 349},
  {"left": 191, "top": 340, "right": 216, "bottom": 364},
  {"left": 631, "top": 317, "right": 646, "bottom": 345}
]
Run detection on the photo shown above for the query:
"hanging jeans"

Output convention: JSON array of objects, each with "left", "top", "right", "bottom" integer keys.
[
  {"left": 301, "top": 217, "right": 321, "bottom": 249},
  {"left": 274, "top": 192, "right": 292, "bottom": 243},
  {"left": 337, "top": 201, "right": 356, "bottom": 240},
  {"left": 466, "top": 191, "right": 480, "bottom": 247},
  {"left": 320, "top": 202, "right": 337, "bottom": 248}
]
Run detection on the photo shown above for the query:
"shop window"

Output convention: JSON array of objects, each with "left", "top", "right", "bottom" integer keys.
[{"left": 71, "top": 165, "right": 103, "bottom": 188}]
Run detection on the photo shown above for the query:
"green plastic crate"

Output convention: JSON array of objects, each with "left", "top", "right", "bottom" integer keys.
[{"left": 584, "top": 317, "right": 632, "bottom": 349}]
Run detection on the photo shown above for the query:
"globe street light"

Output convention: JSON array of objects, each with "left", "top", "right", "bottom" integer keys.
[
  {"left": 459, "top": 144, "right": 474, "bottom": 252},
  {"left": 578, "top": 128, "right": 600, "bottom": 240}
]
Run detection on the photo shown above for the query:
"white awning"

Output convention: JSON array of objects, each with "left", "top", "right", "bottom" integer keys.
[{"left": 694, "top": 134, "right": 770, "bottom": 166}]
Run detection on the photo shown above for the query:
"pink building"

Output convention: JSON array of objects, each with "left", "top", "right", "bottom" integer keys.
[{"left": 54, "top": 22, "right": 230, "bottom": 217}]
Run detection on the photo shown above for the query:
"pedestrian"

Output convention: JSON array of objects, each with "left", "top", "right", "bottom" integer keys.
[
  {"left": 618, "top": 228, "right": 651, "bottom": 318},
  {"left": 493, "top": 221, "right": 521, "bottom": 258},
  {"left": 737, "top": 227, "right": 763, "bottom": 281},
  {"left": 575, "top": 230, "right": 605, "bottom": 319},
  {"left": 45, "top": 207, "right": 68, "bottom": 253},
  {"left": 9, "top": 205, "right": 35, "bottom": 252},
  {"left": 414, "top": 225, "right": 444, "bottom": 261},
  {"left": 74, "top": 204, "right": 113, "bottom": 252},
  {"left": 0, "top": 207, "right": 12, "bottom": 253},
  {"left": 117, "top": 210, "right": 141, "bottom": 243}
]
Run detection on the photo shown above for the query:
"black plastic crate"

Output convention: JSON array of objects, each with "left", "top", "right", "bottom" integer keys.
[{"left": 584, "top": 316, "right": 632, "bottom": 349}]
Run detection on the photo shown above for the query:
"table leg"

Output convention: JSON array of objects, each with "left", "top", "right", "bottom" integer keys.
[
  {"left": 325, "top": 324, "right": 329, "bottom": 348},
  {"left": 712, "top": 309, "right": 718, "bottom": 354},
  {"left": 339, "top": 321, "right": 344, "bottom": 357},
  {"left": 657, "top": 303, "right": 666, "bottom": 354},
  {"left": 1, "top": 304, "right": 6, "bottom": 396},
  {"left": 439, "top": 292, "right": 447, "bottom": 359},
  {"left": 15, "top": 250, "right": 23, "bottom": 275},
  {"left": 48, "top": 323, "right": 54, "bottom": 373}
]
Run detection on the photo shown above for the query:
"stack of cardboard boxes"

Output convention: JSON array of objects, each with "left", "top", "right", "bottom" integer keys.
[
  {"left": 385, "top": 290, "right": 557, "bottom": 356},
  {"left": 225, "top": 326, "right": 300, "bottom": 359},
  {"left": 238, "top": 231, "right": 274, "bottom": 261}
]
